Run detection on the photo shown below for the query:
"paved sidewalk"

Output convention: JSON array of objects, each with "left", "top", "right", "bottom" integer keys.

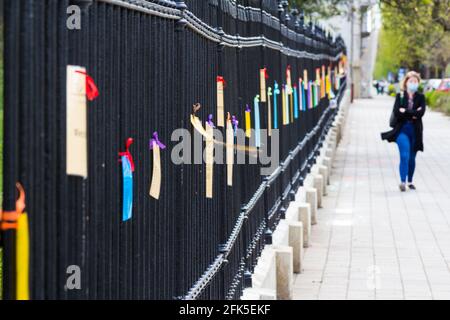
[{"left": 294, "top": 95, "right": 450, "bottom": 300}]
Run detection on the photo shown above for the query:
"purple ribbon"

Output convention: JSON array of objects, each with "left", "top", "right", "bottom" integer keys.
[
  {"left": 245, "top": 104, "right": 251, "bottom": 113},
  {"left": 207, "top": 114, "right": 215, "bottom": 128},
  {"left": 150, "top": 131, "right": 166, "bottom": 150},
  {"left": 231, "top": 115, "right": 239, "bottom": 131}
]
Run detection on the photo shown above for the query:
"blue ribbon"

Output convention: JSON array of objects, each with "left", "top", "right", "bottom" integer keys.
[{"left": 121, "top": 156, "right": 133, "bottom": 221}]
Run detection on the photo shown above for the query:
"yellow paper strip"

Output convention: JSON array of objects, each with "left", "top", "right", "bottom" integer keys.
[
  {"left": 326, "top": 75, "right": 331, "bottom": 96},
  {"left": 282, "top": 87, "right": 287, "bottom": 125},
  {"left": 245, "top": 109, "right": 252, "bottom": 138},
  {"left": 321, "top": 65, "right": 326, "bottom": 98},
  {"left": 205, "top": 122, "right": 214, "bottom": 198},
  {"left": 149, "top": 145, "right": 162, "bottom": 199},
  {"left": 16, "top": 213, "right": 30, "bottom": 300}
]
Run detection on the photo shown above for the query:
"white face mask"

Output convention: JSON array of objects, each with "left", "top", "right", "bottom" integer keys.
[{"left": 407, "top": 82, "right": 419, "bottom": 93}]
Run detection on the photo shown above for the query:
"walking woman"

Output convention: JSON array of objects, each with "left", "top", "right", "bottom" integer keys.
[{"left": 381, "top": 71, "right": 426, "bottom": 192}]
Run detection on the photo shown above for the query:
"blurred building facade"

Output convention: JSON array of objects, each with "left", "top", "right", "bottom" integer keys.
[{"left": 324, "top": 0, "right": 381, "bottom": 99}]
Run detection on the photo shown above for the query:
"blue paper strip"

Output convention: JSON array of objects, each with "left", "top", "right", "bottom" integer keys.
[
  {"left": 273, "top": 82, "right": 279, "bottom": 129},
  {"left": 121, "top": 155, "right": 133, "bottom": 221},
  {"left": 294, "top": 86, "right": 299, "bottom": 119}
]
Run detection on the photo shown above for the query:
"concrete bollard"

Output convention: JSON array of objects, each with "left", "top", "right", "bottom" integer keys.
[
  {"left": 288, "top": 221, "right": 304, "bottom": 274},
  {"left": 297, "top": 203, "right": 311, "bottom": 247},
  {"left": 306, "top": 188, "right": 318, "bottom": 225},
  {"left": 328, "top": 135, "right": 337, "bottom": 149},
  {"left": 241, "top": 288, "right": 276, "bottom": 300},
  {"left": 272, "top": 245, "right": 293, "bottom": 300},
  {"left": 325, "top": 148, "right": 334, "bottom": 161},
  {"left": 334, "top": 125, "right": 342, "bottom": 143},
  {"left": 313, "top": 175, "right": 324, "bottom": 208},
  {"left": 318, "top": 164, "right": 329, "bottom": 188}
]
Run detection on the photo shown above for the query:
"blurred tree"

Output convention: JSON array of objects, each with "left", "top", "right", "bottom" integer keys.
[
  {"left": 423, "top": 34, "right": 450, "bottom": 78},
  {"left": 381, "top": 0, "right": 450, "bottom": 33},
  {"left": 288, "top": 0, "right": 450, "bottom": 78},
  {"left": 290, "top": 0, "right": 351, "bottom": 18},
  {"left": 375, "top": 0, "right": 450, "bottom": 79},
  {"left": 373, "top": 27, "right": 402, "bottom": 80}
]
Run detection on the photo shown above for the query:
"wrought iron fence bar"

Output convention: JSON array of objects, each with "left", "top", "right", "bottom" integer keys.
[
  {"left": 98, "top": 0, "right": 181, "bottom": 19},
  {"left": 97, "top": 0, "right": 342, "bottom": 60},
  {"left": 3, "top": 0, "right": 346, "bottom": 301}
]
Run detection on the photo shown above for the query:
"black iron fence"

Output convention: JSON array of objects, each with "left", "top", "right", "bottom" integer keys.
[{"left": 1, "top": 0, "right": 346, "bottom": 300}]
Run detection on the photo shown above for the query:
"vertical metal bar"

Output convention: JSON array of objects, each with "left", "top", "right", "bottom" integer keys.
[{"left": 2, "top": 0, "right": 21, "bottom": 301}]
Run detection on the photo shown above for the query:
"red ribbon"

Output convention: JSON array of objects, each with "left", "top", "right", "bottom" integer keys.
[
  {"left": 0, "top": 183, "right": 26, "bottom": 231},
  {"left": 118, "top": 138, "right": 135, "bottom": 172},
  {"left": 263, "top": 67, "right": 269, "bottom": 79},
  {"left": 217, "top": 76, "right": 227, "bottom": 88},
  {"left": 286, "top": 65, "right": 291, "bottom": 77},
  {"left": 76, "top": 70, "right": 99, "bottom": 101}
]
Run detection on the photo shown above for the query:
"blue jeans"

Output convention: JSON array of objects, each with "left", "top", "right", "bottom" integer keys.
[{"left": 396, "top": 122, "right": 416, "bottom": 183}]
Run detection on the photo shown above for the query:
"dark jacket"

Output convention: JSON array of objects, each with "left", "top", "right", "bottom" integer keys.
[{"left": 381, "top": 92, "right": 426, "bottom": 152}]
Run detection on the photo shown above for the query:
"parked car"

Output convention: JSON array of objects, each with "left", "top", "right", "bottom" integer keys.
[
  {"left": 424, "top": 79, "right": 443, "bottom": 92},
  {"left": 436, "top": 79, "right": 450, "bottom": 92}
]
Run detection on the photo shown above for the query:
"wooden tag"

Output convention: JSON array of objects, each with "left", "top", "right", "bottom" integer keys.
[
  {"left": 217, "top": 79, "right": 225, "bottom": 127},
  {"left": 298, "top": 79, "right": 303, "bottom": 111},
  {"left": 260, "top": 69, "right": 267, "bottom": 102},
  {"left": 303, "top": 70, "right": 308, "bottom": 89},
  {"left": 286, "top": 67, "right": 292, "bottom": 94},
  {"left": 205, "top": 122, "right": 214, "bottom": 198},
  {"left": 308, "top": 81, "right": 313, "bottom": 109},
  {"left": 149, "top": 145, "right": 162, "bottom": 199},
  {"left": 190, "top": 114, "right": 208, "bottom": 137},
  {"left": 66, "top": 65, "right": 88, "bottom": 178},
  {"left": 226, "top": 118, "right": 234, "bottom": 186},
  {"left": 267, "top": 88, "right": 272, "bottom": 137}
]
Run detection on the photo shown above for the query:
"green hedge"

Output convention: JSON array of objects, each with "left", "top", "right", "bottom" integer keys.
[
  {"left": 425, "top": 91, "right": 450, "bottom": 115},
  {"left": 388, "top": 84, "right": 396, "bottom": 96}
]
